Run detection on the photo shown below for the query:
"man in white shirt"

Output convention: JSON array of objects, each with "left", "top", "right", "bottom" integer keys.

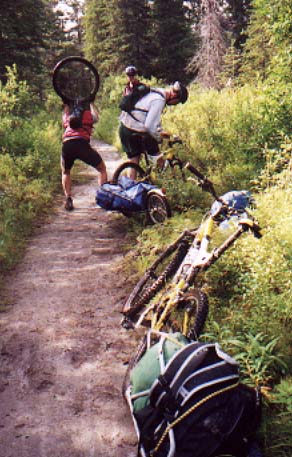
[{"left": 119, "top": 81, "right": 188, "bottom": 178}]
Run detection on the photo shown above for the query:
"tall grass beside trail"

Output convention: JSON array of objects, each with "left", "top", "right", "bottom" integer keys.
[
  {"left": 163, "top": 82, "right": 292, "bottom": 193},
  {"left": 0, "top": 68, "right": 62, "bottom": 274}
]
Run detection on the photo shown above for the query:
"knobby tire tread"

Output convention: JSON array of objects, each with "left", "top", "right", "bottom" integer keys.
[
  {"left": 184, "top": 288, "right": 209, "bottom": 339},
  {"left": 146, "top": 192, "right": 172, "bottom": 225},
  {"left": 125, "top": 241, "right": 190, "bottom": 321}
]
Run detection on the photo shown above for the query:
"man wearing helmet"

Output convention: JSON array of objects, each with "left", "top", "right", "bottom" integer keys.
[
  {"left": 123, "top": 65, "right": 141, "bottom": 96},
  {"left": 119, "top": 80, "right": 188, "bottom": 179}
]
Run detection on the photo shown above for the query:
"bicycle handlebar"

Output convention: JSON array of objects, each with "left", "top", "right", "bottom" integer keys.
[
  {"left": 168, "top": 137, "right": 183, "bottom": 147},
  {"left": 239, "top": 219, "right": 263, "bottom": 238}
]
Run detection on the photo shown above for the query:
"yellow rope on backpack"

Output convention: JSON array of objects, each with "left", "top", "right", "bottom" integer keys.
[{"left": 150, "top": 381, "right": 240, "bottom": 456}]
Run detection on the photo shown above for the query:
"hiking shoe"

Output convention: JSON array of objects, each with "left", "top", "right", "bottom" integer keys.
[{"left": 65, "top": 196, "right": 74, "bottom": 211}]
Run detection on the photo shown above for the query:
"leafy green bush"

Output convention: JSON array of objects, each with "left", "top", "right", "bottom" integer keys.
[
  {"left": 0, "top": 68, "right": 62, "bottom": 273},
  {"left": 163, "top": 83, "right": 292, "bottom": 192}
]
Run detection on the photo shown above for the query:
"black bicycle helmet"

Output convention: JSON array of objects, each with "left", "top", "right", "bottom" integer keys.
[
  {"left": 173, "top": 81, "right": 188, "bottom": 104},
  {"left": 125, "top": 65, "right": 137, "bottom": 76}
]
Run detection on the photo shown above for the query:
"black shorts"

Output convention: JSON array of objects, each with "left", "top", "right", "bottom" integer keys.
[
  {"left": 62, "top": 138, "right": 102, "bottom": 170},
  {"left": 119, "top": 124, "right": 159, "bottom": 159}
]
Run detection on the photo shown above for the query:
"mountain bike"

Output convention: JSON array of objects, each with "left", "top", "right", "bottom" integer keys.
[
  {"left": 111, "top": 137, "right": 186, "bottom": 224},
  {"left": 112, "top": 136, "right": 185, "bottom": 185},
  {"left": 121, "top": 163, "right": 262, "bottom": 339}
]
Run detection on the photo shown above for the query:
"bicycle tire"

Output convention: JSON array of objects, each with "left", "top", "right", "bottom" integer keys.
[
  {"left": 52, "top": 56, "right": 100, "bottom": 103},
  {"left": 123, "top": 239, "right": 191, "bottom": 323},
  {"left": 111, "top": 162, "right": 148, "bottom": 184},
  {"left": 165, "top": 288, "right": 209, "bottom": 339},
  {"left": 146, "top": 191, "right": 171, "bottom": 224}
]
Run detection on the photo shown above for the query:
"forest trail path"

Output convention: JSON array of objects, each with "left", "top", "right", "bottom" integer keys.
[{"left": 0, "top": 141, "right": 139, "bottom": 457}]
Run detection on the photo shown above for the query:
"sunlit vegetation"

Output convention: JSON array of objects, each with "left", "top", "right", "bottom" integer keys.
[
  {"left": 0, "top": 67, "right": 62, "bottom": 271},
  {"left": 0, "top": 0, "right": 291, "bottom": 454}
]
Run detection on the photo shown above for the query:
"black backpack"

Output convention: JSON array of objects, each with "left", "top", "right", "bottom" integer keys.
[
  {"left": 69, "top": 104, "right": 85, "bottom": 129},
  {"left": 119, "top": 84, "right": 150, "bottom": 113},
  {"left": 119, "top": 84, "right": 164, "bottom": 119},
  {"left": 126, "top": 332, "right": 262, "bottom": 457}
]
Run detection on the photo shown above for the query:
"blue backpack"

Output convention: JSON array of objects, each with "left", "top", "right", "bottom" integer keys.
[
  {"left": 211, "top": 190, "right": 253, "bottom": 216},
  {"left": 96, "top": 176, "right": 157, "bottom": 213}
]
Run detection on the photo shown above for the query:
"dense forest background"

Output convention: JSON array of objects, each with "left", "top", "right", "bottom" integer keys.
[{"left": 0, "top": 1, "right": 292, "bottom": 456}]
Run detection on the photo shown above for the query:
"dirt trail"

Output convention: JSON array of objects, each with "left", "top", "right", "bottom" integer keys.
[{"left": 0, "top": 141, "right": 139, "bottom": 457}]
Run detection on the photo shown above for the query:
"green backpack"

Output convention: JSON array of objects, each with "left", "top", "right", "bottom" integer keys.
[
  {"left": 126, "top": 330, "right": 262, "bottom": 457},
  {"left": 130, "top": 332, "right": 189, "bottom": 411}
]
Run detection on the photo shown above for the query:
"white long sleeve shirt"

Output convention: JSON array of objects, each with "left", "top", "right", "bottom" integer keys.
[{"left": 119, "top": 89, "right": 166, "bottom": 142}]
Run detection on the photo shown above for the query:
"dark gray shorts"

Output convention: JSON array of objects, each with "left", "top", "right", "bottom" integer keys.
[
  {"left": 119, "top": 124, "right": 159, "bottom": 159},
  {"left": 61, "top": 138, "right": 102, "bottom": 170}
]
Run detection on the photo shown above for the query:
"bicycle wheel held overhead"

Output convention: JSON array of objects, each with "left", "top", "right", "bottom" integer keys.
[
  {"left": 146, "top": 190, "right": 171, "bottom": 224},
  {"left": 52, "top": 56, "right": 100, "bottom": 104},
  {"left": 111, "top": 162, "right": 148, "bottom": 184}
]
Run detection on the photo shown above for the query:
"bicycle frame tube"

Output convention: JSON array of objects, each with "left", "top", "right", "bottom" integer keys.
[
  {"left": 185, "top": 223, "right": 246, "bottom": 286},
  {"left": 174, "top": 216, "right": 215, "bottom": 281}
]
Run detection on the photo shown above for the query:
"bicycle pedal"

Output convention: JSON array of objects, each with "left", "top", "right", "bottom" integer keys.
[{"left": 121, "top": 316, "right": 134, "bottom": 330}]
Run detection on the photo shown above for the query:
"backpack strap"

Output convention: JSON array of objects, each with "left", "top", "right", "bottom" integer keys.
[
  {"left": 129, "top": 89, "right": 166, "bottom": 123},
  {"left": 151, "top": 381, "right": 240, "bottom": 457},
  {"left": 150, "top": 343, "right": 239, "bottom": 411}
]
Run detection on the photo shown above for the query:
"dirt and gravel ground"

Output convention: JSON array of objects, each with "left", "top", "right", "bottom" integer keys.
[{"left": 0, "top": 141, "right": 140, "bottom": 457}]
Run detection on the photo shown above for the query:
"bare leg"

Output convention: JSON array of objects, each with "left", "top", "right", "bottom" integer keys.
[
  {"left": 61, "top": 168, "right": 74, "bottom": 210},
  {"left": 96, "top": 160, "right": 108, "bottom": 186},
  {"left": 129, "top": 155, "right": 140, "bottom": 180},
  {"left": 62, "top": 169, "right": 72, "bottom": 197}
]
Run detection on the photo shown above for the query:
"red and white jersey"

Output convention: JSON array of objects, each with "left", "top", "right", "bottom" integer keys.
[{"left": 62, "top": 110, "right": 94, "bottom": 142}]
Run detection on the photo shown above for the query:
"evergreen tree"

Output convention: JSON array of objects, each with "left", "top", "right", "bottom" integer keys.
[
  {"left": 240, "top": 0, "right": 292, "bottom": 83},
  {"left": 0, "top": 0, "right": 63, "bottom": 91},
  {"left": 239, "top": 0, "right": 274, "bottom": 82},
  {"left": 84, "top": 0, "right": 151, "bottom": 78},
  {"left": 115, "top": 0, "right": 152, "bottom": 77},
  {"left": 189, "top": 0, "right": 227, "bottom": 88},
  {"left": 268, "top": 0, "right": 292, "bottom": 83},
  {"left": 150, "top": 0, "right": 195, "bottom": 83},
  {"left": 219, "top": 40, "right": 242, "bottom": 86},
  {"left": 84, "top": 0, "right": 121, "bottom": 75},
  {"left": 225, "top": 0, "right": 252, "bottom": 48}
]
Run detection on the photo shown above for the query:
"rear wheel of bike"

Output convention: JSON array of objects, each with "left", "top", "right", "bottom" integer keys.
[
  {"left": 146, "top": 191, "right": 171, "bottom": 224},
  {"left": 166, "top": 288, "right": 209, "bottom": 339},
  {"left": 52, "top": 56, "right": 99, "bottom": 104},
  {"left": 111, "top": 162, "right": 148, "bottom": 184},
  {"left": 122, "top": 237, "right": 191, "bottom": 325}
]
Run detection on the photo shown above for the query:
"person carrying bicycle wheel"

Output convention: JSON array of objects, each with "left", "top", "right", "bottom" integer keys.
[
  {"left": 119, "top": 81, "right": 188, "bottom": 180},
  {"left": 61, "top": 101, "right": 108, "bottom": 211}
]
